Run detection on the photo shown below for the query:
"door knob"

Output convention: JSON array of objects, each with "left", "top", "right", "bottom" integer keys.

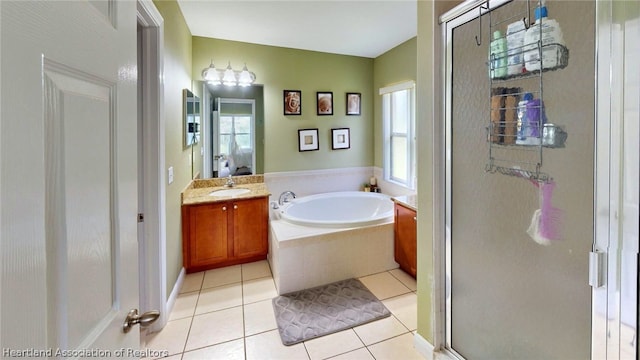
[{"left": 122, "top": 309, "right": 160, "bottom": 333}]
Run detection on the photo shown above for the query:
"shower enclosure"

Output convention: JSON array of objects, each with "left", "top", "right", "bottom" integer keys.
[{"left": 441, "top": 0, "right": 596, "bottom": 358}]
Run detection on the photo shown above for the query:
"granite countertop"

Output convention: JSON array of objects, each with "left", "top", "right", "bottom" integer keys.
[
  {"left": 181, "top": 175, "right": 271, "bottom": 205},
  {"left": 392, "top": 194, "right": 417, "bottom": 212}
]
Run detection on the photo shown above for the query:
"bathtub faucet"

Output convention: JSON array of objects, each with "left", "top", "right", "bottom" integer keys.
[{"left": 278, "top": 191, "right": 296, "bottom": 206}]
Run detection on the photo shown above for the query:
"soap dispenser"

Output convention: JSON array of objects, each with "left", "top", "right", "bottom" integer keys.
[{"left": 523, "top": 0, "right": 565, "bottom": 72}]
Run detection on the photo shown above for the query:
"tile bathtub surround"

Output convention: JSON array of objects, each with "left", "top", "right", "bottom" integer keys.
[{"left": 143, "top": 260, "right": 422, "bottom": 360}]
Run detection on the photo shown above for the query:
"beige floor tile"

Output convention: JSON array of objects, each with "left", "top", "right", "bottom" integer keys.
[
  {"left": 367, "top": 333, "right": 424, "bottom": 360},
  {"left": 382, "top": 293, "right": 417, "bottom": 331},
  {"left": 358, "top": 272, "right": 411, "bottom": 300},
  {"left": 155, "top": 355, "right": 181, "bottom": 360},
  {"left": 389, "top": 269, "right": 417, "bottom": 292},
  {"left": 327, "top": 347, "right": 375, "bottom": 360},
  {"left": 182, "top": 339, "right": 245, "bottom": 360},
  {"left": 303, "top": 329, "right": 364, "bottom": 360},
  {"left": 353, "top": 316, "right": 409, "bottom": 346},
  {"left": 243, "top": 277, "right": 278, "bottom": 304},
  {"left": 195, "top": 283, "right": 243, "bottom": 315},
  {"left": 245, "top": 330, "right": 310, "bottom": 360},
  {"left": 202, "top": 264, "right": 242, "bottom": 289},
  {"left": 242, "top": 260, "right": 273, "bottom": 281},
  {"left": 169, "top": 291, "right": 199, "bottom": 321},
  {"left": 243, "top": 298, "right": 277, "bottom": 336},
  {"left": 144, "top": 317, "right": 191, "bottom": 356},
  {"left": 185, "top": 306, "right": 244, "bottom": 351},
  {"left": 180, "top": 272, "right": 204, "bottom": 294}
]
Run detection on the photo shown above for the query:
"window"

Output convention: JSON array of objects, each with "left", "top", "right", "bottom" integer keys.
[{"left": 381, "top": 81, "right": 415, "bottom": 189}]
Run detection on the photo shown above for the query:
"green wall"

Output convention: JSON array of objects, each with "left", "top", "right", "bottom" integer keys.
[
  {"left": 192, "top": 37, "right": 374, "bottom": 173},
  {"left": 372, "top": 38, "right": 418, "bottom": 168},
  {"left": 153, "top": 0, "right": 192, "bottom": 296}
]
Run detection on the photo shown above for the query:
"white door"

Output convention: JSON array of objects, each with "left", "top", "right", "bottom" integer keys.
[{"left": 1, "top": 0, "right": 145, "bottom": 356}]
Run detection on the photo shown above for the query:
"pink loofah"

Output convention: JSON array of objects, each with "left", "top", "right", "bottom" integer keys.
[{"left": 539, "top": 181, "right": 563, "bottom": 241}]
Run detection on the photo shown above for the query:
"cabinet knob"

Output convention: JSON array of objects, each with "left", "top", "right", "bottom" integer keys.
[
  {"left": 234, "top": 205, "right": 238, "bottom": 209},
  {"left": 413, "top": 216, "right": 417, "bottom": 221},
  {"left": 222, "top": 206, "right": 227, "bottom": 211}
]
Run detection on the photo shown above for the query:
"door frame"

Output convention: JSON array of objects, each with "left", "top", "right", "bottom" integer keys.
[{"left": 136, "top": 0, "right": 167, "bottom": 334}]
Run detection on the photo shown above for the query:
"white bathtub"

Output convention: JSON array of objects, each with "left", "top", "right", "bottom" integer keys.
[
  {"left": 268, "top": 191, "right": 398, "bottom": 294},
  {"left": 277, "top": 191, "right": 394, "bottom": 227}
]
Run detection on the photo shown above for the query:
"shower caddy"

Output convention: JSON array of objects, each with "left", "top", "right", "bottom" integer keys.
[{"left": 481, "top": 0, "right": 569, "bottom": 183}]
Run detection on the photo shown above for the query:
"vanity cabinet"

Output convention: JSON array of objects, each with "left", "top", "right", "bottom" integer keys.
[
  {"left": 182, "top": 196, "right": 268, "bottom": 273},
  {"left": 394, "top": 202, "right": 417, "bottom": 278}
]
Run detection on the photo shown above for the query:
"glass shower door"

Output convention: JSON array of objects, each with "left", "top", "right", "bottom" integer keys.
[{"left": 443, "top": 1, "right": 595, "bottom": 358}]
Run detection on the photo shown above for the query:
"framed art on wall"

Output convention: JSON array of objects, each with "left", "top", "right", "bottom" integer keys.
[
  {"left": 298, "top": 128, "right": 319, "bottom": 151},
  {"left": 284, "top": 90, "right": 302, "bottom": 115},
  {"left": 331, "top": 128, "right": 350, "bottom": 150},
  {"left": 317, "top": 92, "right": 333, "bottom": 115},
  {"left": 346, "top": 93, "right": 361, "bottom": 115}
]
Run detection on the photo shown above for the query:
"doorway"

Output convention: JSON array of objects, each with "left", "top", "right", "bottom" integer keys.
[
  {"left": 137, "top": 0, "right": 167, "bottom": 334},
  {"left": 213, "top": 98, "right": 256, "bottom": 178}
]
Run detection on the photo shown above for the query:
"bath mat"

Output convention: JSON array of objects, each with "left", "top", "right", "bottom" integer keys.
[{"left": 272, "top": 278, "right": 391, "bottom": 346}]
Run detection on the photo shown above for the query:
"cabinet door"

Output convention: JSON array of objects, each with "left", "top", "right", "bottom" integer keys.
[
  {"left": 232, "top": 197, "right": 268, "bottom": 258},
  {"left": 394, "top": 204, "right": 417, "bottom": 277},
  {"left": 188, "top": 203, "right": 229, "bottom": 268}
]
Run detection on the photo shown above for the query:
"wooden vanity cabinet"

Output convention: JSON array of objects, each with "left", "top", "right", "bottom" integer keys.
[
  {"left": 182, "top": 196, "right": 268, "bottom": 273},
  {"left": 394, "top": 202, "right": 417, "bottom": 278}
]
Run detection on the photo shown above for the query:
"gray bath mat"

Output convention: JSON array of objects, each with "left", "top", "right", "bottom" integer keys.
[{"left": 272, "top": 278, "right": 391, "bottom": 346}]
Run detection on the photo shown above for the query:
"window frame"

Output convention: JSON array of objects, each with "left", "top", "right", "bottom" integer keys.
[{"left": 380, "top": 80, "right": 416, "bottom": 190}]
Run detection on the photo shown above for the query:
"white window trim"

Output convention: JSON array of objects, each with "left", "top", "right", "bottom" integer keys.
[{"left": 381, "top": 80, "right": 416, "bottom": 190}]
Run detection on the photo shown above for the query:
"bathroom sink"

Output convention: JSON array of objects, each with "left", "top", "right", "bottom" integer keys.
[{"left": 209, "top": 188, "right": 251, "bottom": 197}]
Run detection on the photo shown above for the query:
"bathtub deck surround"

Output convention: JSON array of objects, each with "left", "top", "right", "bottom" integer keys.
[{"left": 181, "top": 175, "right": 271, "bottom": 273}]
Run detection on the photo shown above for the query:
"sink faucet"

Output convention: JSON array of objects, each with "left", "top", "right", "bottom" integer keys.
[
  {"left": 225, "top": 175, "right": 235, "bottom": 188},
  {"left": 278, "top": 191, "right": 296, "bottom": 205}
]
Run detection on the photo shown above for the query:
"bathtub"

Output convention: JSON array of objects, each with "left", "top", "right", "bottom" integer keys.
[
  {"left": 278, "top": 191, "right": 394, "bottom": 227},
  {"left": 268, "top": 191, "right": 398, "bottom": 294}
]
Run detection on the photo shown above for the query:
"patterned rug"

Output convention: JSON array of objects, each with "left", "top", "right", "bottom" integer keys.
[{"left": 272, "top": 278, "right": 391, "bottom": 346}]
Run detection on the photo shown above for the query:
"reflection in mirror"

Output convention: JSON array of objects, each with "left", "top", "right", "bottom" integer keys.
[
  {"left": 215, "top": 98, "right": 255, "bottom": 177},
  {"left": 183, "top": 89, "right": 201, "bottom": 149},
  {"left": 197, "top": 83, "right": 264, "bottom": 179}
]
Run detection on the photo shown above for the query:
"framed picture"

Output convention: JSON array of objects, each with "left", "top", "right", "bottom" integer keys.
[
  {"left": 346, "top": 92, "right": 361, "bottom": 115},
  {"left": 298, "top": 128, "right": 319, "bottom": 151},
  {"left": 317, "top": 92, "right": 333, "bottom": 115},
  {"left": 331, "top": 128, "right": 350, "bottom": 150},
  {"left": 284, "top": 90, "right": 302, "bottom": 115}
]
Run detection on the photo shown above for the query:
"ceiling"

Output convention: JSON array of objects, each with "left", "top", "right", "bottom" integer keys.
[{"left": 176, "top": 0, "right": 417, "bottom": 59}]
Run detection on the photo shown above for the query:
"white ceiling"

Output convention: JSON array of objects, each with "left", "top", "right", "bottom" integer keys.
[{"left": 176, "top": 0, "right": 417, "bottom": 58}]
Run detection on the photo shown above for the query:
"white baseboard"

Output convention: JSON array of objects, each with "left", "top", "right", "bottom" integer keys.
[
  {"left": 414, "top": 333, "right": 435, "bottom": 360},
  {"left": 165, "top": 267, "right": 185, "bottom": 319}
]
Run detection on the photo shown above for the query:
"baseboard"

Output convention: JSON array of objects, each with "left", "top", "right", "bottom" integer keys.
[
  {"left": 414, "top": 333, "right": 435, "bottom": 360},
  {"left": 166, "top": 267, "right": 185, "bottom": 319}
]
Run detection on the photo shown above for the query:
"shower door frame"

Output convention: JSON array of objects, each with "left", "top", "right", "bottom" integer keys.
[
  {"left": 439, "top": 1, "right": 511, "bottom": 357},
  {"left": 438, "top": 0, "right": 638, "bottom": 359}
]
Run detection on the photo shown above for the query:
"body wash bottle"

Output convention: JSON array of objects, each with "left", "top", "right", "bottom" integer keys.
[
  {"left": 489, "top": 30, "right": 508, "bottom": 79},
  {"left": 523, "top": 0, "right": 565, "bottom": 72}
]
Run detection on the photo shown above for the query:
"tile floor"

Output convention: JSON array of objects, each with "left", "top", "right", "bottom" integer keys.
[{"left": 143, "top": 260, "right": 423, "bottom": 360}]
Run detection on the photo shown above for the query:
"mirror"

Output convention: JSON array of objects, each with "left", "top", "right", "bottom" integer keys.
[
  {"left": 183, "top": 89, "right": 201, "bottom": 149},
  {"left": 194, "top": 83, "right": 264, "bottom": 179}
]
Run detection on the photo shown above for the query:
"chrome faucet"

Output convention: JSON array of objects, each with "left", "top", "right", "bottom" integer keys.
[
  {"left": 224, "top": 175, "right": 235, "bottom": 188},
  {"left": 278, "top": 191, "right": 296, "bottom": 205}
]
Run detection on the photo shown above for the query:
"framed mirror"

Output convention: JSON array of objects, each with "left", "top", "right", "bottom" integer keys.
[{"left": 183, "top": 89, "right": 201, "bottom": 148}]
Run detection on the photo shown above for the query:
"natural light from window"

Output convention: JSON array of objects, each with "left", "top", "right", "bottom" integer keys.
[{"left": 381, "top": 81, "right": 415, "bottom": 189}]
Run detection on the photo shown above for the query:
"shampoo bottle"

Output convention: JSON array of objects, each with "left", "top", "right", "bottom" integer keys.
[
  {"left": 515, "top": 92, "right": 533, "bottom": 145},
  {"left": 506, "top": 20, "right": 527, "bottom": 76},
  {"left": 523, "top": 0, "right": 565, "bottom": 72},
  {"left": 489, "top": 30, "right": 508, "bottom": 79}
]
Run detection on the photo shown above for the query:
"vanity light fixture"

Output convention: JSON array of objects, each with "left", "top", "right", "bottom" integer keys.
[{"left": 201, "top": 60, "right": 256, "bottom": 87}]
